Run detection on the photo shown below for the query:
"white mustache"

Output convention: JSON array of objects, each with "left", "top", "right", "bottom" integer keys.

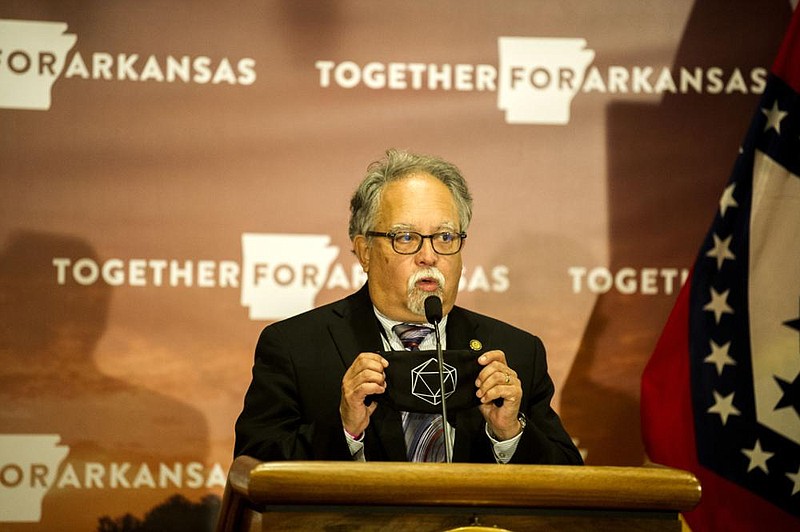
[{"left": 407, "top": 267, "right": 446, "bottom": 292}]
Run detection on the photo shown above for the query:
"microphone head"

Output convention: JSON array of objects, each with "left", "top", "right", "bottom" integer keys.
[{"left": 424, "top": 295, "right": 443, "bottom": 324}]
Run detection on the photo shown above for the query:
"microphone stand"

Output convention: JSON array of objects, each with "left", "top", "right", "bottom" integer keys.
[
  {"left": 431, "top": 320, "right": 453, "bottom": 463},
  {"left": 426, "top": 295, "right": 452, "bottom": 463}
]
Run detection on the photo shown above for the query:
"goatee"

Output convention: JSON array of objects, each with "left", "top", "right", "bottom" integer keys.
[{"left": 406, "top": 267, "right": 445, "bottom": 316}]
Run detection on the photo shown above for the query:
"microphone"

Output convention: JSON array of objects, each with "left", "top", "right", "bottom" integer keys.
[
  {"left": 424, "top": 295, "right": 443, "bottom": 324},
  {"left": 425, "top": 295, "right": 452, "bottom": 463}
]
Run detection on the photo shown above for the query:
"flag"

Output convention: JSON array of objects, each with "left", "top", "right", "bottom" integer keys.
[{"left": 641, "top": 6, "right": 800, "bottom": 531}]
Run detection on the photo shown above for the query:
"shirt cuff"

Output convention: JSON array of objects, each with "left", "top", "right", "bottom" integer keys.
[
  {"left": 485, "top": 423, "right": 523, "bottom": 464},
  {"left": 344, "top": 428, "right": 366, "bottom": 461}
]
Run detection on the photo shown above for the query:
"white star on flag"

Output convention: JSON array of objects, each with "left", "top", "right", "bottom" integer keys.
[
  {"left": 704, "top": 339, "right": 736, "bottom": 376},
  {"left": 718, "top": 183, "right": 738, "bottom": 217},
  {"left": 707, "top": 390, "right": 741, "bottom": 425},
  {"left": 787, "top": 466, "right": 800, "bottom": 496},
  {"left": 761, "top": 100, "right": 788, "bottom": 133},
  {"left": 742, "top": 439, "right": 775, "bottom": 474},
  {"left": 706, "top": 233, "right": 736, "bottom": 270},
  {"left": 703, "top": 287, "right": 734, "bottom": 323}
]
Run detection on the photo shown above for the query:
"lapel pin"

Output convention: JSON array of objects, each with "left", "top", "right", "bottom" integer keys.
[{"left": 469, "top": 339, "right": 482, "bottom": 351}]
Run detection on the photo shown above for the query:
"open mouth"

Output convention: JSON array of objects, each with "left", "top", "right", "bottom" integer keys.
[{"left": 415, "top": 277, "right": 440, "bottom": 292}]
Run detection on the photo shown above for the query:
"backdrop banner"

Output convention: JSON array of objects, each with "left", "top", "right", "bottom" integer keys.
[{"left": 0, "top": 1, "right": 793, "bottom": 530}]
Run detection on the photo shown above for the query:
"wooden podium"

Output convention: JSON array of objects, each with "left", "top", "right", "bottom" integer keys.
[{"left": 216, "top": 456, "right": 701, "bottom": 531}]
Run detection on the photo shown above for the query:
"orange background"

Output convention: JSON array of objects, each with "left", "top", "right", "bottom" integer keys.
[{"left": 0, "top": 1, "right": 793, "bottom": 529}]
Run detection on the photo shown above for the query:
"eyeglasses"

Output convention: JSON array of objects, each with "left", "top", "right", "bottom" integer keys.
[{"left": 366, "top": 230, "right": 467, "bottom": 255}]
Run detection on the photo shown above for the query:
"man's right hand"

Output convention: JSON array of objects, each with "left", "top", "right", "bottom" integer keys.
[{"left": 340, "top": 352, "right": 389, "bottom": 437}]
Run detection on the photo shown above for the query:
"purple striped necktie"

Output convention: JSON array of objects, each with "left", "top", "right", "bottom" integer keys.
[{"left": 392, "top": 323, "right": 446, "bottom": 463}]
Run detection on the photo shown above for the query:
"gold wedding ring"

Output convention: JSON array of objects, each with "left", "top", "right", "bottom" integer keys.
[{"left": 504, "top": 373, "right": 510, "bottom": 384}]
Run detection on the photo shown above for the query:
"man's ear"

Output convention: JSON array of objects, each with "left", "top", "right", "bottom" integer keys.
[{"left": 352, "top": 235, "right": 369, "bottom": 272}]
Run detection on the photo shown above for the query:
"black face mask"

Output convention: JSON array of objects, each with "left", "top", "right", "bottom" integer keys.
[{"left": 368, "top": 348, "right": 488, "bottom": 414}]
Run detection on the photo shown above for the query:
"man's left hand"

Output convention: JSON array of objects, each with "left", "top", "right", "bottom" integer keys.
[{"left": 475, "top": 350, "right": 523, "bottom": 441}]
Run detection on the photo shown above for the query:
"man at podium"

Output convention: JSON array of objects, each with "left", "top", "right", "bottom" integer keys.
[{"left": 235, "top": 149, "right": 582, "bottom": 466}]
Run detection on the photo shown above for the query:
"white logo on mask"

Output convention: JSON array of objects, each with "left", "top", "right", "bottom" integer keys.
[{"left": 411, "top": 358, "right": 457, "bottom": 406}]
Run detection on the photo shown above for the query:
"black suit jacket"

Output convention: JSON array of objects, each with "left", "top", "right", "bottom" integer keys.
[{"left": 234, "top": 284, "right": 582, "bottom": 465}]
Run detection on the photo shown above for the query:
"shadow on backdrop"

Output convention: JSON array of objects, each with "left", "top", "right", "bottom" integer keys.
[
  {"left": 560, "top": 0, "right": 792, "bottom": 465},
  {"left": 0, "top": 230, "right": 213, "bottom": 531}
]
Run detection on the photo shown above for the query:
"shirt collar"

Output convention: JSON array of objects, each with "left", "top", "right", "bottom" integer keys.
[{"left": 373, "top": 306, "right": 448, "bottom": 348}]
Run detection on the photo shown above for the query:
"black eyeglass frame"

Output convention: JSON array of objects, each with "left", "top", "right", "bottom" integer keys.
[{"left": 365, "top": 230, "right": 467, "bottom": 255}]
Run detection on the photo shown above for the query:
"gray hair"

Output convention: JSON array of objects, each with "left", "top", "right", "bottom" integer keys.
[{"left": 348, "top": 149, "right": 473, "bottom": 240}]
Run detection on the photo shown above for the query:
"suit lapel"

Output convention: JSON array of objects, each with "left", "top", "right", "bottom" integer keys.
[
  {"left": 327, "top": 284, "right": 407, "bottom": 461},
  {"left": 444, "top": 306, "right": 479, "bottom": 350},
  {"left": 328, "top": 284, "right": 383, "bottom": 367}
]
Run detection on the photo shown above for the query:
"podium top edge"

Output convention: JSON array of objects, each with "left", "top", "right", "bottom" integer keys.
[{"left": 229, "top": 458, "right": 702, "bottom": 512}]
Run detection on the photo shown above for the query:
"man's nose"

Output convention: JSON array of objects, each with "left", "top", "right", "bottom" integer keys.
[{"left": 415, "top": 237, "right": 438, "bottom": 265}]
